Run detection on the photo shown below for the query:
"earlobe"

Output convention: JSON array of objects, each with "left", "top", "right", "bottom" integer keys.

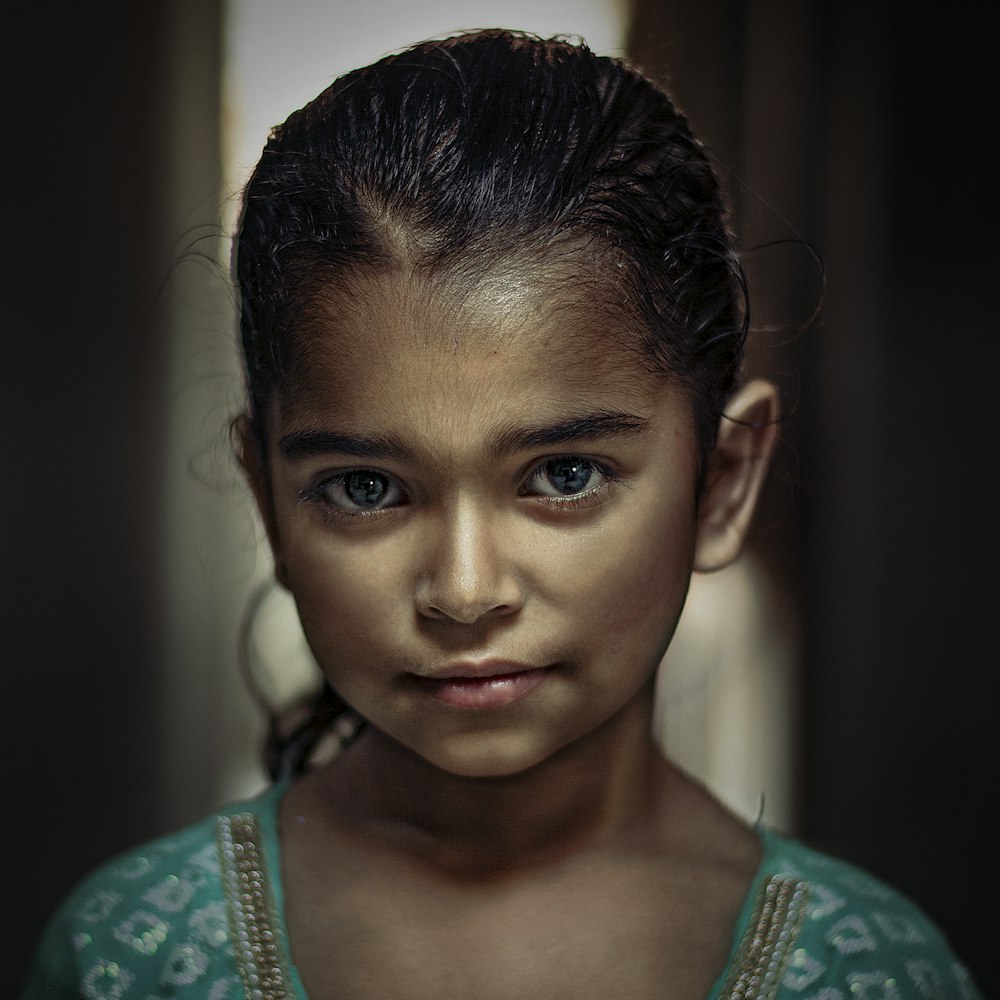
[
  {"left": 235, "top": 413, "right": 290, "bottom": 589},
  {"left": 693, "top": 379, "right": 779, "bottom": 573}
]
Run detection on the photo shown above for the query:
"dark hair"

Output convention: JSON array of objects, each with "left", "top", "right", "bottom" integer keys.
[
  {"left": 236, "top": 28, "right": 747, "bottom": 455},
  {"left": 233, "top": 28, "right": 749, "bottom": 778}
]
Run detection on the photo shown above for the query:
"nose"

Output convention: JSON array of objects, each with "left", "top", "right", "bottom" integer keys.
[{"left": 414, "top": 502, "right": 524, "bottom": 625}]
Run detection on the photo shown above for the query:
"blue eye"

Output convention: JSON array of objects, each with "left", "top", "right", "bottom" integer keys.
[
  {"left": 312, "top": 470, "right": 403, "bottom": 512},
  {"left": 525, "top": 458, "right": 607, "bottom": 498},
  {"left": 344, "top": 471, "right": 389, "bottom": 506}
]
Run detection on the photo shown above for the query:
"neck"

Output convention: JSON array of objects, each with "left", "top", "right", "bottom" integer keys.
[{"left": 320, "top": 686, "right": 668, "bottom": 877}]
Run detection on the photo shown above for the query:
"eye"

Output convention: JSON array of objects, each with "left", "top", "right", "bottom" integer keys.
[
  {"left": 306, "top": 469, "right": 404, "bottom": 514},
  {"left": 523, "top": 457, "right": 609, "bottom": 499}
]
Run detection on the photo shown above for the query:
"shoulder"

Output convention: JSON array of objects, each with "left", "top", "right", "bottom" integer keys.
[
  {"left": 20, "top": 783, "right": 283, "bottom": 1000},
  {"left": 756, "top": 829, "right": 983, "bottom": 999}
]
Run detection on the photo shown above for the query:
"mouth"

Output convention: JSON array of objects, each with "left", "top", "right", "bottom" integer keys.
[{"left": 408, "top": 660, "right": 552, "bottom": 709}]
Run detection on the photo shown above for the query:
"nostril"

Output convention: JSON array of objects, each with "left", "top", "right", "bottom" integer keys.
[
  {"left": 415, "top": 568, "right": 525, "bottom": 624},
  {"left": 420, "top": 596, "right": 518, "bottom": 626},
  {"left": 414, "top": 510, "right": 525, "bottom": 624}
]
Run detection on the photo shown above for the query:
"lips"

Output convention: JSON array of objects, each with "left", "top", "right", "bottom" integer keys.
[{"left": 409, "top": 660, "right": 551, "bottom": 708}]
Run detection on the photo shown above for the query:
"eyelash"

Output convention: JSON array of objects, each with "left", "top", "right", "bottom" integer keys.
[
  {"left": 299, "top": 470, "right": 403, "bottom": 524},
  {"left": 519, "top": 457, "right": 619, "bottom": 511},
  {"left": 299, "top": 457, "right": 621, "bottom": 522}
]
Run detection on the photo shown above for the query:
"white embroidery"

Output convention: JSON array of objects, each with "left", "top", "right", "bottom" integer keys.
[
  {"left": 143, "top": 873, "right": 197, "bottom": 913},
  {"left": 826, "top": 915, "right": 877, "bottom": 955},
  {"left": 190, "top": 900, "right": 230, "bottom": 948},
  {"left": 110, "top": 909, "right": 170, "bottom": 955},
  {"left": 159, "top": 941, "right": 210, "bottom": 987},
  {"left": 905, "top": 958, "right": 944, "bottom": 997},
  {"left": 206, "top": 976, "right": 245, "bottom": 1000},
  {"left": 77, "top": 890, "right": 123, "bottom": 924},
  {"left": 806, "top": 883, "right": 847, "bottom": 921},
  {"left": 874, "top": 911, "right": 927, "bottom": 945},
  {"left": 81, "top": 959, "right": 134, "bottom": 1000},
  {"left": 844, "top": 969, "right": 901, "bottom": 999},
  {"left": 783, "top": 948, "right": 826, "bottom": 991}
]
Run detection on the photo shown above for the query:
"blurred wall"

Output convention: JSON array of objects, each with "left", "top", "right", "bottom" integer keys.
[
  {"left": 627, "top": 0, "right": 995, "bottom": 988},
  {"left": 6, "top": 0, "right": 227, "bottom": 985}
]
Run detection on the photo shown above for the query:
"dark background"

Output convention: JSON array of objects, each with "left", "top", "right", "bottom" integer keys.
[{"left": 7, "top": 1, "right": 995, "bottom": 994}]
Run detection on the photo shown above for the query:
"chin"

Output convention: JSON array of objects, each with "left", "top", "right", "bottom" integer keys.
[{"left": 413, "top": 731, "right": 560, "bottom": 780}]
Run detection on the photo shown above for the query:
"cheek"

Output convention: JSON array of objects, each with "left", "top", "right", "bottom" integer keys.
[
  {"left": 553, "top": 501, "right": 697, "bottom": 646},
  {"left": 283, "top": 535, "right": 406, "bottom": 659}
]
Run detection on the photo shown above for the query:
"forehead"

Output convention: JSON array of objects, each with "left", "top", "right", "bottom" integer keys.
[{"left": 276, "top": 267, "right": 682, "bottom": 440}]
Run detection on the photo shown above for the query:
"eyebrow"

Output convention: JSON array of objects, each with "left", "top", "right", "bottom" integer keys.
[
  {"left": 278, "top": 430, "right": 411, "bottom": 462},
  {"left": 488, "top": 412, "right": 651, "bottom": 455},
  {"left": 277, "top": 412, "right": 650, "bottom": 462}
]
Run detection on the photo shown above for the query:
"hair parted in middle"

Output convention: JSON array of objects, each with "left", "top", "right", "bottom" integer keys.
[{"left": 235, "top": 29, "right": 748, "bottom": 464}]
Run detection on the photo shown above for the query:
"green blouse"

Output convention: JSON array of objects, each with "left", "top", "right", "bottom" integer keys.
[{"left": 21, "top": 780, "right": 982, "bottom": 999}]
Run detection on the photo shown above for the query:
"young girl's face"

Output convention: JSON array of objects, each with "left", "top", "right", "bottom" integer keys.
[{"left": 250, "top": 267, "right": 707, "bottom": 778}]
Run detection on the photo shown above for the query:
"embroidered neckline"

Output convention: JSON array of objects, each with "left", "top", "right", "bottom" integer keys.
[
  {"left": 218, "top": 812, "right": 294, "bottom": 999},
  {"left": 217, "top": 805, "right": 807, "bottom": 1000},
  {"left": 719, "top": 873, "right": 809, "bottom": 999}
]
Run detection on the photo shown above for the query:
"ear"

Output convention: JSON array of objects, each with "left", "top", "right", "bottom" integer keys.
[
  {"left": 693, "top": 379, "right": 779, "bottom": 573},
  {"left": 235, "top": 413, "right": 290, "bottom": 589}
]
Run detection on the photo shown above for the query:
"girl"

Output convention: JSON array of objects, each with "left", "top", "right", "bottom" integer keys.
[{"left": 21, "top": 29, "right": 981, "bottom": 1000}]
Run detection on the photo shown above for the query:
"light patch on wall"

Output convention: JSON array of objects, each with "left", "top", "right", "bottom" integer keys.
[{"left": 223, "top": 0, "right": 626, "bottom": 208}]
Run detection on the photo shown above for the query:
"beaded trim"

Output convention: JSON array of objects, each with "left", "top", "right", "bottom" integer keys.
[
  {"left": 217, "top": 812, "right": 293, "bottom": 1000},
  {"left": 215, "top": 813, "right": 805, "bottom": 1000},
  {"left": 720, "top": 874, "right": 809, "bottom": 1000}
]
